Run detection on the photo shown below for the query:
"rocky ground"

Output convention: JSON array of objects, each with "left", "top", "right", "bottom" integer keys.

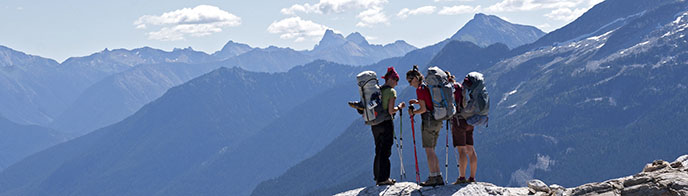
[{"left": 335, "top": 154, "right": 688, "bottom": 196}]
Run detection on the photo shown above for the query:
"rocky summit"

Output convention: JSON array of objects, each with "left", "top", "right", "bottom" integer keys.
[{"left": 335, "top": 155, "right": 688, "bottom": 196}]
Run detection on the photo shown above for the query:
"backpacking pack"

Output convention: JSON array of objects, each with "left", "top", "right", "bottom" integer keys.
[
  {"left": 356, "top": 71, "right": 391, "bottom": 125},
  {"left": 460, "top": 72, "right": 489, "bottom": 126},
  {"left": 425, "top": 66, "right": 456, "bottom": 121},
  {"left": 453, "top": 82, "right": 464, "bottom": 112}
]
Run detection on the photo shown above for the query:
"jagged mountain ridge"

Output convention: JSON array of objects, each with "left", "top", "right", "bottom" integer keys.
[
  {"left": 0, "top": 44, "right": 223, "bottom": 127},
  {"left": 211, "top": 41, "right": 253, "bottom": 60},
  {"left": 225, "top": 30, "right": 417, "bottom": 73},
  {"left": 512, "top": 0, "right": 676, "bottom": 54},
  {"left": 451, "top": 13, "right": 545, "bottom": 49},
  {"left": 50, "top": 32, "right": 413, "bottom": 135}
]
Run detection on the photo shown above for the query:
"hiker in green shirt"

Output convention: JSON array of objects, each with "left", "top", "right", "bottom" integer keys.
[{"left": 371, "top": 67, "right": 405, "bottom": 186}]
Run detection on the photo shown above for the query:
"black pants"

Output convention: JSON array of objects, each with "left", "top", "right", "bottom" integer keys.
[{"left": 371, "top": 119, "right": 394, "bottom": 182}]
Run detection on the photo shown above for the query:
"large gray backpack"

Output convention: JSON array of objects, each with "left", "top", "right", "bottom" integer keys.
[
  {"left": 425, "top": 66, "right": 456, "bottom": 121},
  {"left": 460, "top": 71, "right": 489, "bottom": 126},
  {"left": 356, "top": 71, "right": 390, "bottom": 125}
]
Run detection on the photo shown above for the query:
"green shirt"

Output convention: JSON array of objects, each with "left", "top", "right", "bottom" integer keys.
[{"left": 381, "top": 86, "right": 396, "bottom": 110}]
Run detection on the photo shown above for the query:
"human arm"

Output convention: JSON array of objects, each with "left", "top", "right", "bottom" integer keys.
[
  {"left": 408, "top": 99, "right": 427, "bottom": 115},
  {"left": 388, "top": 97, "right": 406, "bottom": 115}
]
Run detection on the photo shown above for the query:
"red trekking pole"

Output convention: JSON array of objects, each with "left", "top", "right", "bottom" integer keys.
[{"left": 409, "top": 105, "right": 421, "bottom": 183}]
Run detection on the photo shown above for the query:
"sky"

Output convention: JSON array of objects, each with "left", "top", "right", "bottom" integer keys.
[{"left": 0, "top": 0, "right": 604, "bottom": 62}]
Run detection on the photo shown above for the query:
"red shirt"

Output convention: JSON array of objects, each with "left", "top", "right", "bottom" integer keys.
[
  {"left": 453, "top": 83, "right": 464, "bottom": 111},
  {"left": 416, "top": 84, "right": 434, "bottom": 111}
]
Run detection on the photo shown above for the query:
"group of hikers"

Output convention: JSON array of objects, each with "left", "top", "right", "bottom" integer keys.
[{"left": 349, "top": 65, "right": 489, "bottom": 187}]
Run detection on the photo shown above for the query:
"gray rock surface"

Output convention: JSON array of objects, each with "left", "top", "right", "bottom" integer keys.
[
  {"left": 336, "top": 154, "right": 688, "bottom": 196},
  {"left": 528, "top": 179, "right": 550, "bottom": 193}
]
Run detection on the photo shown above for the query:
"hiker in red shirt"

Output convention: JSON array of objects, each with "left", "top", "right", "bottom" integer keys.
[{"left": 406, "top": 65, "right": 444, "bottom": 186}]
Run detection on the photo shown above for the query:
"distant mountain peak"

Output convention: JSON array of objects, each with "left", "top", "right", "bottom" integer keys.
[
  {"left": 450, "top": 13, "right": 545, "bottom": 48},
  {"left": 314, "top": 29, "right": 347, "bottom": 50},
  {"left": 473, "top": 12, "right": 488, "bottom": 18},
  {"left": 346, "top": 32, "right": 369, "bottom": 45},
  {"left": 212, "top": 40, "right": 253, "bottom": 59}
]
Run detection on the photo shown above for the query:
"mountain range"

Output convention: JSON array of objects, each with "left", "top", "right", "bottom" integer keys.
[
  {"left": 2, "top": 8, "right": 650, "bottom": 196},
  {"left": 251, "top": 0, "right": 688, "bottom": 195}
]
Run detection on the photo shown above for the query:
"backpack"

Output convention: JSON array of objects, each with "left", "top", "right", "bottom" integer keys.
[
  {"left": 425, "top": 66, "right": 456, "bottom": 121},
  {"left": 460, "top": 72, "right": 489, "bottom": 126},
  {"left": 356, "top": 71, "right": 391, "bottom": 125},
  {"left": 453, "top": 82, "right": 464, "bottom": 112}
]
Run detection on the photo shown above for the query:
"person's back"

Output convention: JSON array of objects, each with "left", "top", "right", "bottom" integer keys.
[
  {"left": 369, "top": 67, "right": 405, "bottom": 186},
  {"left": 460, "top": 72, "right": 489, "bottom": 126},
  {"left": 450, "top": 72, "right": 480, "bottom": 184}
]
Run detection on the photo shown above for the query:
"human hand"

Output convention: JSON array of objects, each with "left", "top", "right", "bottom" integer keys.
[
  {"left": 398, "top": 102, "right": 406, "bottom": 109},
  {"left": 409, "top": 99, "right": 418, "bottom": 105}
]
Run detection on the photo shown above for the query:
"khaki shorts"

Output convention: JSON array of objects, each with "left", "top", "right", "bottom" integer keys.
[{"left": 421, "top": 113, "right": 443, "bottom": 148}]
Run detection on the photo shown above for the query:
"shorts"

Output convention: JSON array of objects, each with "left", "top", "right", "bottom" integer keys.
[
  {"left": 451, "top": 117, "right": 474, "bottom": 147},
  {"left": 421, "top": 113, "right": 443, "bottom": 148}
]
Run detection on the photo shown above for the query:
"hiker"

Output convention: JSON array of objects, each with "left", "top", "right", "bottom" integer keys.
[
  {"left": 370, "top": 67, "right": 405, "bottom": 186},
  {"left": 406, "top": 65, "right": 444, "bottom": 186},
  {"left": 452, "top": 71, "right": 489, "bottom": 184},
  {"left": 446, "top": 72, "right": 478, "bottom": 184}
]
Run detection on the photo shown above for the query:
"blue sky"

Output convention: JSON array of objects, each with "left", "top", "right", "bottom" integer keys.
[{"left": 0, "top": 0, "right": 603, "bottom": 62}]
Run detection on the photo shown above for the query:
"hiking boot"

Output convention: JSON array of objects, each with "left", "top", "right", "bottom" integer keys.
[
  {"left": 452, "top": 177, "right": 468, "bottom": 185},
  {"left": 420, "top": 176, "right": 444, "bottom": 187},
  {"left": 419, "top": 176, "right": 435, "bottom": 186},
  {"left": 435, "top": 175, "right": 445, "bottom": 186},
  {"left": 376, "top": 178, "right": 396, "bottom": 186},
  {"left": 468, "top": 177, "right": 476, "bottom": 183}
]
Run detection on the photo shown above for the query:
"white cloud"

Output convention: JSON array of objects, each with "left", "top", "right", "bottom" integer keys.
[
  {"left": 357, "top": 7, "right": 390, "bottom": 27},
  {"left": 267, "top": 16, "right": 335, "bottom": 42},
  {"left": 134, "top": 5, "right": 241, "bottom": 41},
  {"left": 281, "top": 0, "right": 388, "bottom": 15},
  {"left": 486, "top": 0, "right": 585, "bottom": 12},
  {"left": 588, "top": 0, "right": 604, "bottom": 7},
  {"left": 397, "top": 6, "right": 436, "bottom": 19},
  {"left": 281, "top": 0, "right": 389, "bottom": 28},
  {"left": 438, "top": 5, "right": 480, "bottom": 15},
  {"left": 434, "top": 0, "right": 474, "bottom": 2},
  {"left": 545, "top": 7, "right": 587, "bottom": 22}
]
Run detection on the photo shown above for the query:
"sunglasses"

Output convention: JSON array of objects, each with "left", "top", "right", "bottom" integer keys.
[{"left": 406, "top": 78, "right": 414, "bottom": 83}]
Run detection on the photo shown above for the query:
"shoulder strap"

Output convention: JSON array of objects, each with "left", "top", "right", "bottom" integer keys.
[{"left": 380, "top": 84, "right": 392, "bottom": 90}]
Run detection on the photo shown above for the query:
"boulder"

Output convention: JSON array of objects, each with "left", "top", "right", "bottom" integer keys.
[{"left": 527, "top": 179, "right": 550, "bottom": 193}]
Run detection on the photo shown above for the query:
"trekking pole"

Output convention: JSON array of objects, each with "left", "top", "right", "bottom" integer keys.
[
  {"left": 395, "top": 110, "right": 406, "bottom": 180},
  {"left": 451, "top": 118, "right": 460, "bottom": 179},
  {"left": 400, "top": 109, "right": 406, "bottom": 180},
  {"left": 445, "top": 119, "right": 449, "bottom": 184},
  {"left": 409, "top": 105, "right": 421, "bottom": 183}
]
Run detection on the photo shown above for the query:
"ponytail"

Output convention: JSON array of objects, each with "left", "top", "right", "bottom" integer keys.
[{"left": 406, "top": 65, "right": 424, "bottom": 82}]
